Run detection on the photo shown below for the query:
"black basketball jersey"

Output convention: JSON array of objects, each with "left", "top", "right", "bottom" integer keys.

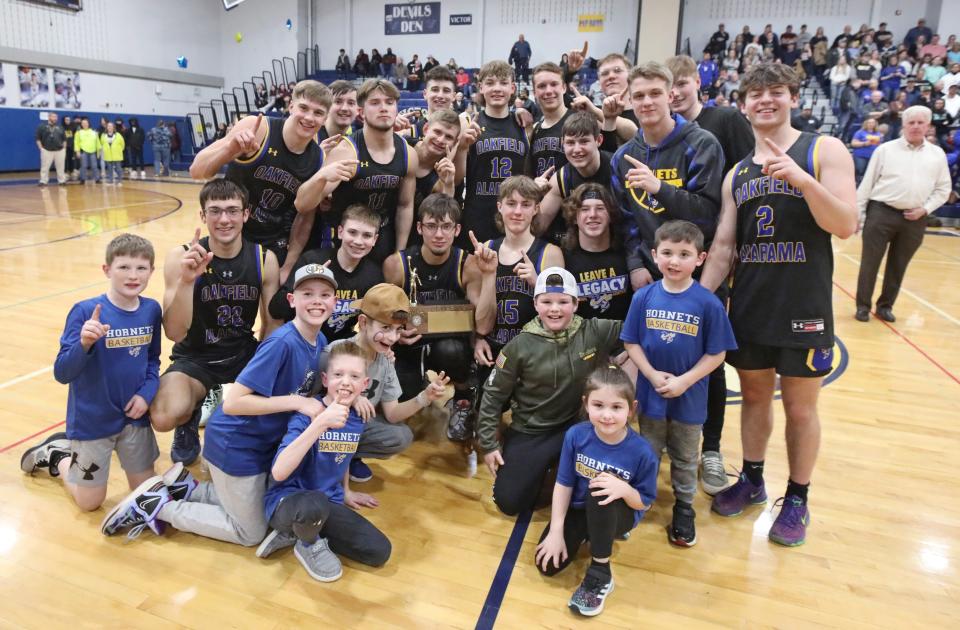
[
  {"left": 464, "top": 111, "right": 529, "bottom": 242},
  {"left": 225, "top": 117, "right": 322, "bottom": 256},
  {"left": 399, "top": 245, "right": 468, "bottom": 304},
  {"left": 405, "top": 114, "right": 428, "bottom": 147},
  {"left": 565, "top": 246, "right": 631, "bottom": 321},
  {"left": 171, "top": 237, "right": 263, "bottom": 364},
  {"left": 329, "top": 130, "right": 410, "bottom": 261},
  {"left": 728, "top": 132, "right": 834, "bottom": 348},
  {"left": 415, "top": 169, "right": 440, "bottom": 211},
  {"left": 531, "top": 109, "right": 573, "bottom": 177},
  {"left": 323, "top": 250, "right": 385, "bottom": 341},
  {"left": 557, "top": 151, "right": 614, "bottom": 197},
  {"left": 487, "top": 237, "right": 547, "bottom": 349}
]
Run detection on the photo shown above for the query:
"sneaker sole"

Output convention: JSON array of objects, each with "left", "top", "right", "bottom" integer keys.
[
  {"left": 769, "top": 534, "right": 806, "bottom": 547},
  {"left": 711, "top": 496, "right": 768, "bottom": 518},
  {"left": 667, "top": 525, "right": 698, "bottom": 548},
  {"left": 20, "top": 433, "right": 69, "bottom": 474},
  {"left": 568, "top": 578, "right": 614, "bottom": 617},
  {"left": 700, "top": 477, "right": 729, "bottom": 496},
  {"left": 161, "top": 462, "right": 184, "bottom": 486},
  {"left": 100, "top": 475, "right": 165, "bottom": 536},
  {"left": 293, "top": 544, "right": 343, "bottom": 582},
  {"left": 349, "top": 473, "right": 373, "bottom": 483},
  {"left": 256, "top": 529, "right": 294, "bottom": 559}
]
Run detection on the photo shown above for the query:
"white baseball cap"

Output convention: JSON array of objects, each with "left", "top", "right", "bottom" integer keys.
[{"left": 534, "top": 267, "right": 578, "bottom": 298}]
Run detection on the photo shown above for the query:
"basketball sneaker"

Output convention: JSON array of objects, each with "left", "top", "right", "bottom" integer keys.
[
  {"left": 699, "top": 450, "right": 729, "bottom": 495},
  {"left": 349, "top": 458, "right": 373, "bottom": 483},
  {"left": 568, "top": 565, "right": 614, "bottom": 617},
  {"left": 256, "top": 528, "right": 298, "bottom": 559},
  {"left": 161, "top": 461, "right": 198, "bottom": 502},
  {"left": 711, "top": 472, "right": 767, "bottom": 517},
  {"left": 294, "top": 538, "right": 343, "bottom": 582},
  {"left": 199, "top": 384, "right": 223, "bottom": 428},
  {"left": 20, "top": 432, "right": 70, "bottom": 477},
  {"left": 100, "top": 476, "right": 171, "bottom": 538},
  {"left": 445, "top": 397, "right": 475, "bottom": 442},
  {"left": 667, "top": 501, "right": 697, "bottom": 547},
  {"left": 768, "top": 496, "right": 810, "bottom": 547},
  {"left": 171, "top": 407, "right": 202, "bottom": 465}
]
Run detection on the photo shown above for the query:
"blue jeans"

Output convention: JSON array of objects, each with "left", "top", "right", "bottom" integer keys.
[
  {"left": 105, "top": 161, "right": 123, "bottom": 182},
  {"left": 79, "top": 151, "right": 99, "bottom": 182},
  {"left": 154, "top": 146, "right": 171, "bottom": 176}
]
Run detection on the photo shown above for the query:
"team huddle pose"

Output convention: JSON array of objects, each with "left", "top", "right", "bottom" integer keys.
[{"left": 20, "top": 41, "right": 857, "bottom": 617}]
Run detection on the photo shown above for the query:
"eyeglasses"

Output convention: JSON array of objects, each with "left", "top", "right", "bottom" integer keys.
[
  {"left": 204, "top": 208, "right": 244, "bottom": 218},
  {"left": 420, "top": 222, "right": 457, "bottom": 234}
]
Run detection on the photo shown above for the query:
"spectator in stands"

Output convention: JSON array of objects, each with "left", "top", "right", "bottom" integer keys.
[
  {"left": 836, "top": 78, "right": 863, "bottom": 141},
  {"left": 371, "top": 49, "right": 383, "bottom": 76},
  {"left": 797, "top": 24, "right": 812, "bottom": 49},
  {"left": 811, "top": 28, "right": 829, "bottom": 90},
  {"left": 948, "top": 41, "right": 960, "bottom": 65},
  {"left": 381, "top": 48, "right": 397, "bottom": 79},
  {"left": 147, "top": 119, "right": 171, "bottom": 178},
  {"left": 559, "top": 53, "right": 569, "bottom": 75},
  {"left": 879, "top": 55, "right": 906, "bottom": 101},
  {"left": 36, "top": 111, "right": 66, "bottom": 186},
  {"left": 706, "top": 23, "right": 729, "bottom": 57},
  {"left": 875, "top": 22, "right": 894, "bottom": 49},
  {"left": 780, "top": 40, "right": 801, "bottom": 68},
  {"left": 743, "top": 36, "right": 763, "bottom": 59},
  {"left": 721, "top": 70, "right": 740, "bottom": 98},
  {"left": 168, "top": 122, "right": 181, "bottom": 164},
  {"left": 453, "top": 91, "right": 468, "bottom": 114},
  {"left": 759, "top": 23, "right": 779, "bottom": 53},
  {"left": 456, "top": 67, "right": 470, "bottom": 92},
  {"left": 722, "top": 47, "right": 739, "bottom": 74},
  {"left": 855, "top": 53, "right": 877, "bottom": 81},
  {"left": 254, "top": 84, "right": 268, "bottom": 109},
  {"left": 791, "top": 103, "right": 822, "bottom": 133},
  {"left": 833, "top": 25, "right": 854, "bottom": 48},
  {"left": 407, "top": 54, "right": 424, "bottom": 90},
  {"left": 780, "top": 24, "right": 797, "bottom": 47},
  {"left": 906, "top": 19, "right": 934, "bottom": 48},
  {"left": 878, "top": 100, "right": 904, "bottom": 138},
  {"left": 354, "top": 49, "right": 371, "bottom": 78},
  {"left": 921, "top": 35, "right": 947, "bottom": 60},
  {"left": 214, "top": 122, "right": 227, "bottom": 140},
  {"left": 509, "top": 34, "right": 532, "bottom": 83},
  {"left": 447, "top": 58, "right": 458, "bottom": 73},
  {"left": 851, "top": 117, "right": 884, "bottom": 182},
  {"left": 942, "top": 62, "right": 960, "bottom": 91},
  {"left": 945, "top": 83, "right": 960, "bottom": 118},
  {"left": 924, "top": 57, "right": 948, "bottom": 86},
  {"left": 336, "top": 49, "right": 351, "bottom": 79},
  {"left": 830, "top": 56, "right": 852, "bottom": 108},
  {"left": 930, "top": 98, "right": 954, "bottom": 144},
  {"left": 424, "top": 55, "right": 439, "bottom": 74},
  {"left": 697, "top": 52, "right": 719, "bottom": 88},
  {"left": 863, "top": 90, "right": 888, "bottom": 121}
]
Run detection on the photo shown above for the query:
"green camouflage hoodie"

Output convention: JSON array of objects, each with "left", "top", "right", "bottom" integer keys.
[{"left": 477, "top": 315, "right": 622, "bottom": 454}]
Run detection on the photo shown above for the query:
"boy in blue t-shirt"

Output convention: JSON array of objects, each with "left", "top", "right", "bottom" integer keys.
[
  {"left": 257, "top": 341, "right": 391, "bottom": 582},
  {"left": 101, "top": 263, "right": 339, "bottom": 546},
  {"left": 621, "top": 220, "right": 737, "bottom": 548},
  {"left": 20, "top": 234, "right": 187, "bottom": 514}
]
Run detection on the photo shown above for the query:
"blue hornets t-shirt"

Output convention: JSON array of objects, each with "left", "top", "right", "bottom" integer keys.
[
  {"left": 54, "top": 295, "right": 162, "bottom": 440},
  {"left": 203, "top": 321, "right": 326, "bottom": 476},
  {"left": 264, "top": 407, "right": 364, "bottom": 521},
  {"left": 556, "top": 421, "right": 659, "bottom": 527},
  {"left": 621, "top": 280, "right": 737, "bottom": 424}
]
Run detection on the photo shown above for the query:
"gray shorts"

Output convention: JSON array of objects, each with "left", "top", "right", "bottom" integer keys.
[{"left": 67, "top": 424, "right": 159, "bottom": 487}]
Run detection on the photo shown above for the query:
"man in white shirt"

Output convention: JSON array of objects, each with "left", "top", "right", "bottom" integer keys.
[
  {"left": 855, "top": 105, "right": 951, "bottom": 322},
  {"left": 944, "top": 83, "right": 960, "bottom": 117}
]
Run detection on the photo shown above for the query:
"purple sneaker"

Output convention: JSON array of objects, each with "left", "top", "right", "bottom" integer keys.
[
  {"left": 768, "top": 496, "right": 810, "bottom": 547},
  {"left": 711, "top": 473, "right": 767, "bottom": 517}
]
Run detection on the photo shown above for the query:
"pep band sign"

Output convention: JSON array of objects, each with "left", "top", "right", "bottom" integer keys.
[{"left": 384, "top": 2, "right": 441, "bottom": 35}]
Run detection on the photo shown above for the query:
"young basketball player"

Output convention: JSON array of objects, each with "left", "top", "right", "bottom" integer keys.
[
  {"left": 404, "top": 65, "right": 458, "bottom": 145},
  {"left": 149, "top": 179, "right": 280, "bottom": 467},
  {"left": 700, "top": 63, "right": 857, "bottom": 547},
  {"left": 21, "top": 234, "right": 169, "bottom": 514},
  {"left": 411, "top": 109, "right": 462, "bottom": 209},
  {"left": 318, "top": 80, "right": 359, "bottom": 142},
  {"left": 300, "top": 79, "right": 418, "bottom": 264},
  {"left": 190, "top": 80, "right": 333, "bottom": 281}
]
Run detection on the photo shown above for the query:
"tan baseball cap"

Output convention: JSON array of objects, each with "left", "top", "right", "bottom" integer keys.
[{"left": 351, "top": 283, "right": 410, "bottom": 324}]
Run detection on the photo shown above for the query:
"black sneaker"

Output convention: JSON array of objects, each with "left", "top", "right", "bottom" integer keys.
[
  {"left": 667, "top": 501, "right": 697, "bottom": 548},
  {"left": 568, "top": 565, "right": 614, "bottom": 616},
  {"left": 20, "top": 432, "right": 70, "bottom": 477},
  {"left": 445, "top": 397, "right": 476, "bottom": 442},
  {"left": 171, "top": 406, "right": 202, "bottom": 465}
]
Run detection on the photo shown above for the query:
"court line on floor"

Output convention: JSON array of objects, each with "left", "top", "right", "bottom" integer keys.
[
  {"left": 0, "top": 420, "right": 66, "bottom": 454},
  {"left": 838, "top": 252, "right": 960, "bottom": 327},
  {"left": 833, "top": 281, "right": 960, "bottom": 385},
  {"left": 0, "top": 199, "right": 174, "bottom": 226},
  {"left": 0, "top": 366, "right": 53, "bottom": 390},
  {"left": 0, "top": 280, "right": 105, "bottom": 311},
  {"left": 475, "top": 510, "right": 532, "bottom": 630}
]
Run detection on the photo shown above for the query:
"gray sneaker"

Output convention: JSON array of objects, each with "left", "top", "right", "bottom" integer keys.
[
  {"left": 256, "top": 528, "right": 298, "bottom": 559},
  {"left": 700, "top": 451, "right": 728, "bottom": 495},
  {"left": 294, "top": 538, "right": 343, "bottom": 582}
]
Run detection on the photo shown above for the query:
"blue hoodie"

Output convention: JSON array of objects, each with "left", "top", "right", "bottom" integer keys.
[{"left": 611, "top": 114, "right": 725, "bottom": 274}]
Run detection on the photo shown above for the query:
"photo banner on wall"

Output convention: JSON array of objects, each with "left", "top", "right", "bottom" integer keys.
[
  {"left": 18, "top": 65, "right": 50, "bottom": 107},
  {"left": 54, "top": 69, "right": 81, "bottom": 108},
  {"left": 384, "top": 2, "right": 440, "bottom": 35}
]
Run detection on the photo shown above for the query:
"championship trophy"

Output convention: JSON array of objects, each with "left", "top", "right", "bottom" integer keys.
[{"left": 406, "top": 258, "right": 476, "bottom": 336}]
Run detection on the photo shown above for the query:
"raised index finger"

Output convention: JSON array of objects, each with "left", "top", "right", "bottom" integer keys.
[
  {"left": 468, "top": 230, "right": 481, "bottom": 250},
  {"left": 252, "top": 112, "right": 264, "bottom": 132},
  {"left": 623, "top": 154, "right": 644, "bottom": 168},
  {"left": 191, "top": 227, "right": 201, "bottom": 248},
  {"left": 91, "top": 303, "right": 102, "bottom": 322},
  {"left": 764, "top": 137, "right": 787, "bottom": 156},
  {"left": 581, "top": 40, "right": 589, "bottom": 58}
]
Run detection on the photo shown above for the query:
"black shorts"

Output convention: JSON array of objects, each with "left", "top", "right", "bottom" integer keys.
[
  {"left": 165, "top": 345, "right": 258, "bottom": 390},
  {"left": 726, "top": 340, "right": 834, "bottom": 378}
]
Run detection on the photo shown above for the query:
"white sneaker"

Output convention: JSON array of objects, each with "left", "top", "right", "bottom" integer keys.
[
  {"left": 140, "top": 170, "right": 146, "bottom": 179},
  {"left": 199, "top": 384, "right": 223, "bottom": 428}
]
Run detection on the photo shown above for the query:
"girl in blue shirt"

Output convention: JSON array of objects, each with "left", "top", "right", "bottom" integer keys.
[{"left": 535, "top": 365, "right": 659, "bottom": 617}]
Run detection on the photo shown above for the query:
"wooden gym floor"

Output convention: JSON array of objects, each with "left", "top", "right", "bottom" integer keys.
[{"left": 0, "top": 178, "right": 957, "bottom": 628}]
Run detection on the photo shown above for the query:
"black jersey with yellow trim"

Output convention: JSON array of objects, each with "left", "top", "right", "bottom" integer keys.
[
  {"left": 487, "top": 237, "right": 547, "bottom": 349},
  {"left": 728, "top": 132, "right": 835, "bottom": 349},
  {"left": 225, "top": 116, "right": 322, "bottom": 252}
]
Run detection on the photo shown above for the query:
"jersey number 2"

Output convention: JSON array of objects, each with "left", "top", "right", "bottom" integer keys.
[{"left": 756, "top": 205, "right": 775, "bottom": 237}]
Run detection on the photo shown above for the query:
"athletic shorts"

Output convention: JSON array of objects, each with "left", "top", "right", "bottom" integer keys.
[
  {"left": 67, "top": 424, "right": 159, "bottom": 487},
  {"left": 726, "top": 340, "right": 834, "bottom": 378},
  {"left": 165, "top": 345, "right": 257, "bottom": 391}
]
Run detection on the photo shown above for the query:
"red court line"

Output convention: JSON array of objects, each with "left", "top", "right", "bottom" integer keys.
[
  {"left": 0, "top": 421, "right": 66, "bottom": 454},
  {"left": 833, "top": 281, "right": 960, "bottom": 386}
]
